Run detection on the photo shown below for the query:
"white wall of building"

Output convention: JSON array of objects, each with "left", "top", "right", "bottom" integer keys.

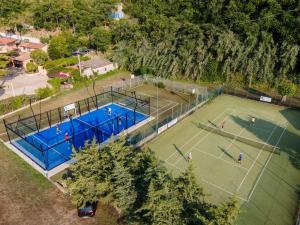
[{"left": 83, "top": 64, "right": 116, "bottom": 77}]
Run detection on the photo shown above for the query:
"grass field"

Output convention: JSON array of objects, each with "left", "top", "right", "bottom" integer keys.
[
  {"left": 146, "top": 94, "right": 300, "bottom": 225},
  {"left": 0, "top": 141, "right": 121, "bottom": 225}
]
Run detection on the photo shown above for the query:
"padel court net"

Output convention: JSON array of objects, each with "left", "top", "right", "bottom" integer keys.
[{"left": 4, "top": 89, "right": 150, "bottom": 170}]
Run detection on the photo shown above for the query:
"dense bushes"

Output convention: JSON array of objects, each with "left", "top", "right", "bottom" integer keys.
[
  {"left": 35, "top": 86, "right": 53, "bottom": 99},
  {"left": 44, "top": 56, "right": 88, "bottom": 70},
  {"left": 0, "top": 95, "right": 31, "bottom": 115}
]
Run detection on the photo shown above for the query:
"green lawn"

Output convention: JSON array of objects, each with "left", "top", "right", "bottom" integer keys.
[
  {"left": 146, "top": 94, "right": 300, "bottom": 225},
  {"left": 0, "top": 142, "right": 120, "bottom": 225}
]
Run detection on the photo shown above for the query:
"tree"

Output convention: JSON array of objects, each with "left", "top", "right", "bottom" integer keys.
[
  {"left": 0, "top": 0, "right": 26, "bottom": 24},
  {"left": 67, "top": 140, "right": 111, "bottom": 206},
  {"left": 277, "top": 80, "right": 297, "bottom": 102},
  {"left": 30, "top": 49, "right": 49, "bottom": 65},
  {"left": 175, "top": 165, "right": 208, "bottom": 224},
  {"left": 110, "top": 161, "right": 137, "bottom": 213},
  {"left": 137, "top": 168, "right": 183, "bottom": 225},
  {"left": 211, "top": 198, "right": 239, "bottom": 225},
  {"left": 48, "top": 32, "right": 79, "bottom": 59},
  {"left": 68, "top": 175, "right": 105, "bottom": 208},
  {"left": 48, "top": 35, "right": 69, "bottom": 60},
  {"left": 91, "top": 27, "right": 112, "bottom": 52}
]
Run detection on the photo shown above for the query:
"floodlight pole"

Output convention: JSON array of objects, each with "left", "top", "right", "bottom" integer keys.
[
  {"left": 29, "top": 97, "right": 39, "bottom": 132},
  {"left": 77, "top": 53, "right": 82, "bottom": 77},
  {"left": 3, "top": 119, "right": 11, "bottom": 143},
  {"left": 92, "top": 79, "right": 98, "bottom": 109},
  {"left": 156, "top": 75, "right": 159, "bottom": 134}
]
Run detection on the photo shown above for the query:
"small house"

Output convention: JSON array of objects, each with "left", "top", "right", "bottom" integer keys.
[
  {"left": 12, "top": 52, "right": 31, "bottom": 68},
  {"left": 19, "top": 42, "right": 47, "bottom": 53},
  {"left": 79, "top": 56, "right": 117, "bottom": 77},
  {"left": 0, "top": 37, "right": 17, "bottom": 53}
]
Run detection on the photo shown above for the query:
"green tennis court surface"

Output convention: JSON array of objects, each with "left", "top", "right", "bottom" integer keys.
[{"left": 146, "top": 94, "right": 300, "bottom": 225}]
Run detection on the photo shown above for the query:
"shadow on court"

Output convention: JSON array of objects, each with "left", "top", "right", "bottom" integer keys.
[
  {"left": 173, "top": 144, "right": 188, "bottom": 162},
  {"left": 218, "top": 146, "right": 237, "bottom": 162}
]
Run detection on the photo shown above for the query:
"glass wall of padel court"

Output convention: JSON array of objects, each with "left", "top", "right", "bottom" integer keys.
[{"left": 4, "top": 88, "right": 150, "bottom": 170}]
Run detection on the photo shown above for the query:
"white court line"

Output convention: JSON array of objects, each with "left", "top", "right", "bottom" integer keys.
[
  {"left": 165, "top": 109, "right": 231, "bottom": 163},
  {"left": 172, "top": 109, "right": 235, "bottom": 164},
  {"left": 164, "top": 160, "right": 248, "bottom": 202},
  {"left": 218, "top": 125, "right": 247, "bottom": 158},
  {"left": 236, "top": 123, "right": 278, "bottom": 192},
  {"left": 246, "top": 123, "right": 288, "bottom": 202},
  {"left": 191, "top": 146, "right": 248, "bottom": 171}
]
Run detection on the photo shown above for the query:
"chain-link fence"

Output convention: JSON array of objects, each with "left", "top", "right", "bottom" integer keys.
[
  {"left": 142, "top": 75, "right": 207, "bottom": 95},
  {"left": 127, "top": 86, "right": 223, "bottom": 147},
  {"left": 223, "top": 86, "right": 300, "bottom": 109}
]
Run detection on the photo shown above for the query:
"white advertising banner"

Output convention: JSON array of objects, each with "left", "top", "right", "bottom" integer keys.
[
  {"left": 260, "top": 96, "right": 272, "bottom": 103},
  {"left": 158, "top": 124, "right": 168, "bottom": 134},
  {"left": 168, "top": 118, "right": 178, "bottom": 128},
  {"left": 64, "top": 103, "right": 76, "bottom": 112}
]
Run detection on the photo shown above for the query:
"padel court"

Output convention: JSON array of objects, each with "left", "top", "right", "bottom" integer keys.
[{"left": 4, "top": 89, "right": 151, "bottom": 171}]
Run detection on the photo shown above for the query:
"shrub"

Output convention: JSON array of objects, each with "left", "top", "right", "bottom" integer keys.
[
  {"left": 277, "top": 80, "right": 296, "bottom": 97},
  {"left": 35, "top": 86, "right": 53, "bottom": 99},
  {"left": 6, "top": 50, "right": 19, "bottom": 57},
  {"left": 44, "top": 56, "right": 89, "bottom": 70},
  {"left": 26, "top": 62, "right": 38, "bottom": 73},
  {"left": 30, "top": 49, "right": 49, "bottom": 65},
  {"left": 135, "top": 67, "right": 153, "bottom": 75},
  {"left": 0, "top": 69, "right": 8, "bottom": 77},
  {"left": 48, "top": 78, "right": 62, "bottom": 93},
  {"left": 0, "top": 95, "right": 30, "bottom": 115},
  {"left": 155, "top": 81, "right": 165, "bottom": 89}
]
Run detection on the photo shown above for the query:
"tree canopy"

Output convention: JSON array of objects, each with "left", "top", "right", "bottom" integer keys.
[
  {"left": 112, "top": 0, "right": 300, "bottom": 86},
  {"left": 67, "top": 137, "right": 239, "bottom": 224}
]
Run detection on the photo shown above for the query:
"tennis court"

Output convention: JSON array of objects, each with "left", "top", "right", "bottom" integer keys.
[{"left": 146, "top": 94, "right": 300, "bottom": 224}]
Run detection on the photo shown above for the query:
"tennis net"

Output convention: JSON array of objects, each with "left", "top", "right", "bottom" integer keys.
[{"left": 198, "top": 123, "right": 280, "bottom": 154}]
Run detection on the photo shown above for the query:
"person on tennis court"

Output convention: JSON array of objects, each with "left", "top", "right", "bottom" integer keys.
[
  {"left": 65, "top": 132, "right": 70, "bottom": 143},
  {"left": 251, "top": 117, "right": 256, "bottom": 126},
  {"left": 56, "top": 124, "right": 62, "bottom": 134},
  {"left": 221, "top": 120, "right": 226, "bottom": 129},
  {"left": 237, "top": 152, "right": 243, "bottom": 164},
  {"left": 187, "top": 151, "right": 192, "bottom": 162}
]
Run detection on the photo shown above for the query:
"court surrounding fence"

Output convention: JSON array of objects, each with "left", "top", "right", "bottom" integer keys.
[
  {"left": 127, "top": 86, "right": 223, "bottom": 147},
  {"left": 223, "top": 86, "right": 300, "bottom": 109},
  {"left": 4, "top": 88, "right": 150, "bottom": 170},
  {"left": 142, "top": 75, "right": 207, "bottom": 95}
]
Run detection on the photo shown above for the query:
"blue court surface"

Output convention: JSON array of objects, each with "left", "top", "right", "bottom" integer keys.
[{"left": 12, "top": 103, "right": 148, "bottom": 170}]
